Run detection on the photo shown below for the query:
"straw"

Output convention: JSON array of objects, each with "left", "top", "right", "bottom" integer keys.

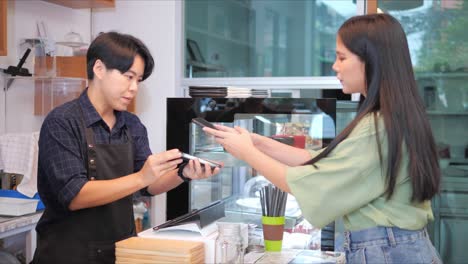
[{"left": 259, "top": 184, "right": 288, "bottom": 217}]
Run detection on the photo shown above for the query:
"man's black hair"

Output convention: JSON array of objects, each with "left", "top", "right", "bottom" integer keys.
[{"left": 86, "top": 32, "right": 154, "bottom": 81}]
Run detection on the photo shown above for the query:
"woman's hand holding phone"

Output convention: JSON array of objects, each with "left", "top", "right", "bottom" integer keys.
[
  {"left": 201, "top": 122, "right": 263, "bottom": 146},
  {"left": 186, "top": 118, "right": 224, "bottom": 179},
  {"left": 202, "top": 125, "right": 256, "bottom": 161}
]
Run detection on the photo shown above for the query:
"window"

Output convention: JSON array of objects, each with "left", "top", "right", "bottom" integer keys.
[
  {"left": 184, "top": 0, "right": 356, "bottom": 78},
  {"left": 375, "top": 1, "right": 468, "bottom": 263}
]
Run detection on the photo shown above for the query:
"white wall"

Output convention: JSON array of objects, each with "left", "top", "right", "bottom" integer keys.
[
  {"left": 92, "top": 0, "right": 183, "bottom": 226},
  {"left": 0, "top": 0, "right": 91, "bottom": 133},
  {"left": 0, "top": 0, "right": 181, "bottom": 227},
  {"left": 0, "top": 2, "right": 91, "bottom": 261}
]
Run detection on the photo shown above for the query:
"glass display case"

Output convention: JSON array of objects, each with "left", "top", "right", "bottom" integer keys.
[{"left": 166, "top": 97, "right": 336, "bottom": 250}]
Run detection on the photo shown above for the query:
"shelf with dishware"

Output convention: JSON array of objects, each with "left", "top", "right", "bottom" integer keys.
[
  {"left": 416, "top": 72, "right": 468, "bottom": 80},
  {"left": 187, "top": 26, "right": 253, "bottom": 48},
  {"left": 440, "top": 159, "right": 468, "bottom": 177},
  {"left": 427, "top": 110, "right": 468, "bottom": 115}
]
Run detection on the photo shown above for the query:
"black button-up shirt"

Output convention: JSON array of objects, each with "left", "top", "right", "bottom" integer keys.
[{"left": 37, "top": 90, "right": 151, "bottom": 232}]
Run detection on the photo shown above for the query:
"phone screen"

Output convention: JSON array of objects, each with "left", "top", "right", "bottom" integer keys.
[{"left": 181, "top": 153, "right": 222, "bottom": 169}]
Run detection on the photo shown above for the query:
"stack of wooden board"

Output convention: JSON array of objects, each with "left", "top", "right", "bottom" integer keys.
[{"left": 115, "top": 236, "right": 205, "bottom": 264}]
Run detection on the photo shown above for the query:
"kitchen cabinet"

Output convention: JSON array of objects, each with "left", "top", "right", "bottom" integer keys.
[
  {"left": 33, "top": 56, "right": 88, "bottom": 116},
  {"left": 34, "top": 56, "right": 87, "bottom": 78},
  {"left": 33, "top": 77, "right": 87, "bottom": 116},
  {"left": 0, "top": 0, "right": 7, "bottom": 56},
  {"left": 41, "top": 0, "right": 114, "bottom": 9}
]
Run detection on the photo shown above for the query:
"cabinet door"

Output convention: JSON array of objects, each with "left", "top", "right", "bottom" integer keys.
[
  {"left": 0, "top": 0, "right": 6, "bottom": 56},
  {"left": 432, "top": 176, "right": 468, "bottom": 262},
  {"left": 440, "top": 217, "right": 468, "bottom": 264}
]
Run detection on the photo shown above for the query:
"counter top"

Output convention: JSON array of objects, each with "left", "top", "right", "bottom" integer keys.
[
  {"left": 0, "top": 211, "right": 42, "bottom": 263},
  {"left": 245, "top": 249, "right": 345, "bottom": 264},
  {"left": 0, "top": 211, "right": 42, "bottom": 238}
]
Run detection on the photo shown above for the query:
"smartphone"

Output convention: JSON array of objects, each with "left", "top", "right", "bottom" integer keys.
[
  {"left": 192, "top": 117, "right": 217, "bottom": 130},
  {"left": 181, "top": 152, "right": 222, "bottom": 169}
]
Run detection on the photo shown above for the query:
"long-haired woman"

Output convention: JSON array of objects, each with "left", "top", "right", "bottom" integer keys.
[{"left": 204, "top": 13, "right": 442, "bottom": 263}]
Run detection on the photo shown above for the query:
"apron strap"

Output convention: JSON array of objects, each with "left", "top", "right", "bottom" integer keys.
[
  {"left": 78, "top": 105, "right": 98, "bottom": 180},
  {"left": 123, "top": 124, "right": 134, "bottom": 154}
]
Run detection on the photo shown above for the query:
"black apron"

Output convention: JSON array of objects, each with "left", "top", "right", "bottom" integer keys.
[{"left": 33, "top": 109, "right": 136, "bottom": 264}]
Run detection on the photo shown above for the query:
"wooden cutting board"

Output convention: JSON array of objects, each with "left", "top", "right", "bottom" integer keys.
[{"left": 115, "top": 236, "right": 204, "bottom": 264}]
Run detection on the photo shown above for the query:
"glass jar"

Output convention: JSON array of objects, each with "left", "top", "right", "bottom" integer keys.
[{"left": 215, "top": 222, "right": 244, "bottom": 264}]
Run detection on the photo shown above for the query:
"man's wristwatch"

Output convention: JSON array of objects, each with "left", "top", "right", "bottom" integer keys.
[{"left": 177, "top": 161, "right": 191, "bottom": 182}]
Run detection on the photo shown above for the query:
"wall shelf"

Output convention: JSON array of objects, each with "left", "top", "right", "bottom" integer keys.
[{"left": 41, "top": 0, "right": 115, "bottom": 9}]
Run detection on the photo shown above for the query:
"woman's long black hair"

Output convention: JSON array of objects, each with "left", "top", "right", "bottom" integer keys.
[{"left": 306, "top": 14, "right": 440, "bottom": 202}]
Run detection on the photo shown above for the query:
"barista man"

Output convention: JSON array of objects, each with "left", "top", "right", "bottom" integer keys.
[{"left": 32, "top": 32, "right": 220, "bottom": 264}]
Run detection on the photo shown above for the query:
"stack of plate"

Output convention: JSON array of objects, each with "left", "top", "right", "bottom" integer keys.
[
  {"left": 189, "top": 86, "right": 227, "bottom": 98},
  {"left": 226, "top": 87, "right": 251, "bottom": 98},
  {"left": 115, "top": 236, "right": 204, "bottom": 264},
  {"left": 251, "top": 89, "right": 269, "bottom": 98},
  {"left": 189, "top": 86, "right": 268, "bottom": 98}
]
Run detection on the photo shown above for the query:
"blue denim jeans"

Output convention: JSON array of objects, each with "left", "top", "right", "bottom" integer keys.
[{"left": 344, "top": 226, "right": 442, "bottom": 264}]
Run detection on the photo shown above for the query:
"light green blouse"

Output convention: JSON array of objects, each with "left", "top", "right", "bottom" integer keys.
[{"left": 286, "top": 113, "right": 433, "bottom": 231}]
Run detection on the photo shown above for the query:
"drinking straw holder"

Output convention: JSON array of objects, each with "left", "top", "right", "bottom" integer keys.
[
  {"left": 262, "top": 216, "right": 285, "bottom": 251},
  {"left": 259, "top": 184, "right": 288, "bottom": 252}
]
